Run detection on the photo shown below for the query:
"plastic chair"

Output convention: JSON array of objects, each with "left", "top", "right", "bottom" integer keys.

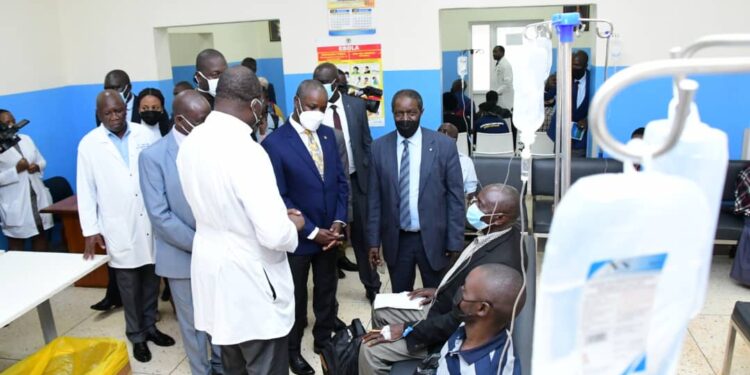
[
  {"left": 474, "top": 133, "right": 514, "bottom": 157},
  {"left": 721, "top": 301, "right": 750, "bottom": 375}
]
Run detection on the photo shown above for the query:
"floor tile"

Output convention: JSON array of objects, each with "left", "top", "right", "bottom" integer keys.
[
  {"left": 689, "top": 314, "right": 750, "bottom": 374},
  {"left": 676, "top": 331, "right": 715, "bottom": 375}
]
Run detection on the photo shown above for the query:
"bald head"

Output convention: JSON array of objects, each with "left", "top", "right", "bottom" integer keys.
[
  {"left": 96, "top": 89, "right": 127, "bottom": 135},
  {"left": 296, "top": 79, "right": 326, "bottom": 99},
  {"left": 468, "top": 263, "right": 525, "bottom": 326},
  {"left": 216, "top": 66, "right": 262, "bottom": 104},
  {"left": 476, "top": 184, "right": 520, "bottom": 232},
  {"left": 313, "top": 62, "right": 338, "bottom": 84},
  {"left": 173, "top": 90, "right": 210, "bottom": 135},
  {"left": 438, "top": 123, "right": 459, "bottom": 140}
]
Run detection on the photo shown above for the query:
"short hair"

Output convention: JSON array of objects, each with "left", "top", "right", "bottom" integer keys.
[
  {"left": 391, "top": 89, "right": 423, "bottom": 112},
  {"left": 137, "top": 88, "right": 166, "bottom": 107},
  {"left": 196, "top": 49, "right": 226, "bottom": 71},
  {"left": 631, "top": 127, "right": 645, "bottom": 139},
  {"left": 241, "top": 57, "right": 257, "bottom": 72},
  {"left": 474, "top": 263, "right": 525, "bottom": 325},
  {"left": 0, "top": 109, "right": 9, "bottom": 116},
  {"left": 174, "top": 81, "right": 193, "bottom": 89},
  {"left": 494, "top": 45, "right": 506, "bottom": 54},
  {"left": 485, "top": 90, "right": 499, "bottom": 102},
  {"left": 104, "top": 69, "right": 130, "bottom": 87},
  {"left": 215, "top": 66, "right": 261, "bottom": 103},
  {"left": 295, "top": 79, "right": 326, "bottom": 98},
  {"left": 443, "top": 92, "right": 458, "bottom": 111}
]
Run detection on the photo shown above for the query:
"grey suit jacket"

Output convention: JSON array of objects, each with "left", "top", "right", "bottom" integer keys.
[
  {"left": 138, "top": 132, "right": 196, "bottom": 279},
  {"left": 367, "top": 128, "right": 465, "bottom": 271}
]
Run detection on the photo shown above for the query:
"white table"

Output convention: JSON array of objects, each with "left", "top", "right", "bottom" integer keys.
[{"left": 0, "top": 251, "right": 109, "bottom": 343}]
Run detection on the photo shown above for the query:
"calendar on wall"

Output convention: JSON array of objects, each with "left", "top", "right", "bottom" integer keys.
[{"left": 327, "top": 0, "right": 376, "bottom": 36}]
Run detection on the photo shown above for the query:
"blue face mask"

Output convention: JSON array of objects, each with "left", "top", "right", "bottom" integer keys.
[
  {"left": 323, "top": 82, "right": 335, "bottom": 100},
  {"left": 466, "top": 203, "right": 489, "bottom": 231}
]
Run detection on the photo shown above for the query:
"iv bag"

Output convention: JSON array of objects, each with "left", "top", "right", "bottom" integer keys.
[
  {"left": 533, "top": 171, "right": 712, "bottom": 375},
  {"left": 513, "top": 35, "right": 552, "bottom": 144},
  {"left": 643, "top": 90, "right": 729, "bottom": 316}
]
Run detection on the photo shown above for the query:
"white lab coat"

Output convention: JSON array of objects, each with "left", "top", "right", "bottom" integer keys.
[
  {"left": 77, "top": 123, "right": 158, "bottom": 269},
  {"left": 0, "top": 135, "right": 53, "bottom": 238},
  {"left": 176, "top": 111, "right": 299, "bottom": 345},
  {"left": 493, "top": 57, "right": 515, "bottom": 110}
]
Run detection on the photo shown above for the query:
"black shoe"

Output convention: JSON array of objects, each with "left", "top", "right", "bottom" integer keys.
[
  {"left": 366, "top": 289, "right": 378, "bottom": 305},
  {"left": 133, "top": 342, "right": 151, "bottom": 363},
  {"left": 90, "top": 297, "right": 122, "bottom": 311},
  {"left": 335, "top": 317, "right": 347, "bottom": 330},
  {"left": 338, "top": 268, "right": 346, "bottom": 279},
  {"left": 161, "top": 282, "right": 171, "bottom": 302},
  {"left": 289, "top": 352, "right": 315, "bottom": 375},
  {"left": 313, "top": 345, "right": 324, "bottom": 355},
  {"left": 337, "top": 256, "right": 358, "bottom": 271},
  {"left": 147, "top": 328, "right": 175, "bottom": 347}
]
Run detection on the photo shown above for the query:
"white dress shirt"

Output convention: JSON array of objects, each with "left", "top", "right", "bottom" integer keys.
[
  {"left": 396, "top": 127, "right": 422, "bottom": 231},
  {"left": 458, "top": 152, "right": 478, "bottom": 196},
  {"left": 172, "top": 128, "right": 187, "bottom": 147},
  {"left": 176, "top": 111, "right": 299, "bottom": 345},
  {"left": 324, "top": 95, "right": 356, "bottom": 174},
  {"left": 77, "top": 123, "right": 159, "bottom": 269}
]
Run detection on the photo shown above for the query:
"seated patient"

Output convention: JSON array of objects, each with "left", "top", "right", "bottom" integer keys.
[
  {"left": 437, "top": 263, "right": 525, "bottom": 375},
  {"left": 358, "top": 184, "right": 526, "bottom": 375}
]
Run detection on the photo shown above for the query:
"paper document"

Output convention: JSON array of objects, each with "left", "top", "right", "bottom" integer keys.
[{"left": 373, "top": 292, "right": 425, "bottom": 310}]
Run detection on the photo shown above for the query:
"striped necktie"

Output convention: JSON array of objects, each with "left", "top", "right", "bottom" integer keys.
[
  {"left": 305, "top": 130, "right": 325, "bottom": 179},
  {"left": 399, "top": 139, "right": 411, "bottom": 230}
]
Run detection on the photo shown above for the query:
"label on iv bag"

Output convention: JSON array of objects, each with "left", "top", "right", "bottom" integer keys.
[{"left": 580, "top": 253, "right": 667, "bottom": 375}]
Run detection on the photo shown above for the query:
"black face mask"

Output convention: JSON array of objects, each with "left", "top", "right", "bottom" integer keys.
[
  {"left": 395, "top": 120, "right": 419, "bottom": 138},
  {"left": 453, "top": 288, "right": 477, "bottom": 322},
  {"left": 140, "top": 111, "right": 162, "bottom": 126},
  {"left": 572, "top": 68, "right": 586, "bottom": 80}
]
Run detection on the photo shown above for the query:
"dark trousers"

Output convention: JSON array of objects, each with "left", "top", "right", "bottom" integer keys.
[
  {"left": 114, "top": 264, "right": 160, "bottom": 343},
  {"left": 388, "top": 231, "right": 443, "bottom": 293},
  {"left": 288, "top": 249, "right": 338, "bottom": 352},
  {"left": 222, "top": 336, "right": 288, "bottom": 375},
  {"left": 105, "top": 267, "right": 122, "bottom": 303},
  {"left": 350, "top": 173, "right": 381, "bottom": 293}
]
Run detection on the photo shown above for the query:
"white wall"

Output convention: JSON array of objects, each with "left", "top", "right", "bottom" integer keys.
[
  {"left": 168, "top": 33, "right": 214, "bottom": 67},
  {"left": 2, "top": 0, "right": 750, "bottom": 94},
  {"left": 168, "top": 21, "right": 283, "bottom": 66}
]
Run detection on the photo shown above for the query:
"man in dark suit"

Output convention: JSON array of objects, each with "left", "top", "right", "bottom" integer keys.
[
  {"left": 359, "top": 184, "right": 526, "bottom": 375},
  {"left": 367, "top": 89, "right": 464, "bottom": 293},
  {"left": 547, "top": 50, "right": 592, "bottom": 157},
  {"left": 313, "top": 62, "right": 380, "bottom": 302},
  {"left": 194, "top": 49, "right": 228, "bottom": 109},
  {"left": 262, "top": 80, "right": 349, "bottom": 375}
]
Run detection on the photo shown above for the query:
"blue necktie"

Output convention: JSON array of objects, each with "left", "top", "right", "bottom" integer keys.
[{"left": 399, "top": 139, "right": 411, "bottom": 230}]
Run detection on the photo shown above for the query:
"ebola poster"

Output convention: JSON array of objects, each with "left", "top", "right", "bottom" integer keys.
[{"left": 317, "top": 43, "right": 385, "bottom": 127}]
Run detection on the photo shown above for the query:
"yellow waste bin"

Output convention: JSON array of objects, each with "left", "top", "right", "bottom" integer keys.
[{"left": 1, "top": 337, "right": 130, "bottom": 375}]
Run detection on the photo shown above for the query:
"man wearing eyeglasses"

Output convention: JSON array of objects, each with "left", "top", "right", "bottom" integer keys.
[{"left": 360, "top": 184, "right": 526, "bottom": 375}]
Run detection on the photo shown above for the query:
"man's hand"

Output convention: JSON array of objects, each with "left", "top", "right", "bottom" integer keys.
[
  {"left": 368, "top": 247, "right": 381, "bottom": 269},
  {"left": 15, "top": 158, "right": 29, "bottom": 173},
  {"left": 83, "top": 234, "right": 106, "bottom": 260},
  {"left": 287, "top": 209, "right": 305, "bottom": 231},
  {"left": 576, "top": 118, "right": 588, "bottom": 130},
  {"left": 27, "top": 163, "right": 40, "bottom": 174},
  {"left": 362, "top": 323, "right": 405, "bottom": 347},
  {"left": 408, "top": 288, "right": 437, "bottom": 306},
  {"left": 314, "top": 229, "right": 341, "bottom": 251}
]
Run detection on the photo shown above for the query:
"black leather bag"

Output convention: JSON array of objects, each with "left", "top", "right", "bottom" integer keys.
[{"left": 319, "top": 318, "right": 367, "bottom": 375}]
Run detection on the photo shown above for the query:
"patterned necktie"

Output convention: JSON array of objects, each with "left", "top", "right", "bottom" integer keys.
[
  {"left": 330, "top": 104, "right": 343, "bottom": 131},
  {"left": 399, "top": 139, "right": 411, "bottom": 230},
  {"left": 305, "top": 130, "right": 325, "bottom": 179}
]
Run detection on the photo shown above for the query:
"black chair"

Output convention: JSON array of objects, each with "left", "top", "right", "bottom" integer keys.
[
  {"left": 43, "top": 176, "right": 73, "bottom": 251},
  {"left": 716, "top": 161, "right": 747, "bottom": 244},
  {"left": 721, "top": 301, "right": 750, "bottom": 374}
]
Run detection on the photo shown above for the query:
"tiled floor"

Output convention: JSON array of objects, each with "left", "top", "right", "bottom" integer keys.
[{"left": 0, "top": 248, "right": 748, "bottom": 374}]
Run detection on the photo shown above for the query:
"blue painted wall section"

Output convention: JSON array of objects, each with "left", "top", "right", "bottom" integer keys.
[
  {"left": 171, "top": 57, "right": 287, "bottom": 114},
  {"left": 284, "top": 69, "right": 443, "bottom": 140}
]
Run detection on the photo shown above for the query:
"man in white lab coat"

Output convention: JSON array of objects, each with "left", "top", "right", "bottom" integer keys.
[
  {"left": 177, "top": 66, "right": 305, "bottom": 375},
  {"left": 77, "top": 90, "right": 175, "bottom": 363},
  {"left": 492, "top": 45, "right": 514, "bottom": 112}
]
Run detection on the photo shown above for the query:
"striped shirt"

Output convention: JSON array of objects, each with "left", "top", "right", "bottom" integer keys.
[{"left": 437, "top": 324, "right": 520, "bottom": 375}]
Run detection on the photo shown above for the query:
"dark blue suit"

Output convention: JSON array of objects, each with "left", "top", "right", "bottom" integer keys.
[
  {"left": 261, "top": 120, "right": 348, "bottom": 352},
  {"left": 367, "top": 128, "right": 465, "bottom": 292},
  {"left": 547, "top": 70, "right": 591, "bottom": 152}
]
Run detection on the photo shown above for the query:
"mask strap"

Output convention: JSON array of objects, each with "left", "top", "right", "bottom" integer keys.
[{"left": 177, "top": 115, "right": 196, "bottom": 130}]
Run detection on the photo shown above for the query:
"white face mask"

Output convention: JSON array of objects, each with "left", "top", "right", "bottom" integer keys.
[
  {"left": 197, "top": 71, "right": 219, "bottom": 97},
  {"left": 296, "top": 98, "right": 324, "bottom": 132}
]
